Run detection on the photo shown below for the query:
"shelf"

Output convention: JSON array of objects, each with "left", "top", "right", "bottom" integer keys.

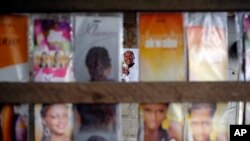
[
  {"left": 1, "top": 0, "right": 250, "bottom": 12},
  {"left": 0, "top": 82, "right": 249, "bottom": 103}
]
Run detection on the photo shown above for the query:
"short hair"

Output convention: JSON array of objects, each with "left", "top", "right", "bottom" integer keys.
[
  {"left": 123, "top": 50, "right": 134, "bottom": 57},
  {"left": 188, "top": 103, "right": 216, "bottom": 117}
]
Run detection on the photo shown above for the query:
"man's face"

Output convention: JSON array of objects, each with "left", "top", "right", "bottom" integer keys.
[
  {"left": 190, "top": 108, "right": 213, "bottom": 141},
  {"left": 124, "top": 52, "right": 134, "bottom": 65},
  {"left": 143, "top": 104, "right": 167, "bottom": 131}
]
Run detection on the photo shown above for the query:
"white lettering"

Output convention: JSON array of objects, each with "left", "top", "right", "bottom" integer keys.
[
  {"left": 144, "top": 37, "right": 178, "bottom": 48},
  {"left": 234, "top": 129, "right": 247, "bottom": 136},
  {"left": 234, "top": 129, "right": 241, "bottom": 136},
  {"left": 242, "top": 129, "right": 247, "bottom": 136},
  {"left": 154, "top": 40, "right": 162, "bottom": 47}
]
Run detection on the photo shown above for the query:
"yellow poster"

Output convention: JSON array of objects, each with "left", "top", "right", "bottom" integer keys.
[{"left": 139, "top": 13, "right": 185, "bottom": 81}]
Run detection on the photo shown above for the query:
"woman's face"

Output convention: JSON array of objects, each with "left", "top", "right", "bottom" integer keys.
[
  {"left": 43, "top": 104, "right": 69, "bottom": 136},
  {"left": 41, "top": 52, "right": 47, "bottom": 61}
]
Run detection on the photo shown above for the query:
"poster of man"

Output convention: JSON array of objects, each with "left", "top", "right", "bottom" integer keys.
[
  {"left": 138, "top": 103, "right": 184, "bottom": 141},
  {"left": 187, "top": 103, "right": 228, "bottom": 141}
]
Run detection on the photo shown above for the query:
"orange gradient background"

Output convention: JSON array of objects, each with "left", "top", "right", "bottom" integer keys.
[{"left": 139, "top": 13, "right": 186, "bottom": 81}]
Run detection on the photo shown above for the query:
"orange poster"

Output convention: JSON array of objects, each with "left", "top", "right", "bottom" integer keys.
[
  {"left": 139, "top": 13, "right": 186, "bottom": 81},
  {"left": 0, "top": 15, "right": 28, "bottom": 68},
  {"left": 187, "top": 26, "right": 227, "bottom": 81}
]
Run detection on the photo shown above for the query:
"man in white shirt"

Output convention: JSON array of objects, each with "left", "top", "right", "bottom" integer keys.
[{"left": 122, "top": 50, "right": 138, "bottom": 82}]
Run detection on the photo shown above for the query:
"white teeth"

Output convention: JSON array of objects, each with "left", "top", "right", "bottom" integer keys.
[{"left": 57, "top": 125, "right": 65, "bottom": 129}]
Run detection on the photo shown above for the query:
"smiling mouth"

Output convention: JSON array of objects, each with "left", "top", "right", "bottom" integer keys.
[{"left": 57, "top": 124, "right": 66, "bottom": 130}]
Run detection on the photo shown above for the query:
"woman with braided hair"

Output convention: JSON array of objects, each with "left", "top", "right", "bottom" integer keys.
[{"left": 85, "top": 47, "right": 112, "bottom": 81}]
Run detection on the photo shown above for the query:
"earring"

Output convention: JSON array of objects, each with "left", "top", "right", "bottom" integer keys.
[{"left": 44, "top": 126, "right": 51, "bottom": 137}]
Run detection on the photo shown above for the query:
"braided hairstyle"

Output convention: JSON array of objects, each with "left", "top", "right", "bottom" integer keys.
[{"left": 85, "top": 47, "right": 111, "bottom": 81}]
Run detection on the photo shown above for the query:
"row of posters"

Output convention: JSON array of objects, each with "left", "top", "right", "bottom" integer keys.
[
  {"left": 0, "top": 13, "right": 229, "bottom": 83},
  {"left": 0, "top": 12, "right": 249, "bottom": 141},
  {"left": 0, "top": 103, "right": 234, "bottom": 141}
]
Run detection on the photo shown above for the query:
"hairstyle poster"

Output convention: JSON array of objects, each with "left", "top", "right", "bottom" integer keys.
[
  {"left": 33, "top": 50, "right": 74, "bottom": 82},
  {"left": 186, "top": 103, "right": 229, "bottom": 141},
  {"left": 0, "top": 104, "right": 29, "bottom": 141},
  {"left": 74, "top": 14, "right": 123, "bottom": 82},
  {"left": 243, "top": 14, "right": 250, "bottom": 81},
  {"left": 0, "top": 15, "right": 29, "bottom": 82},
  {"left": 34, "top": 104, "right": 73, "bottom": 141},
  {"left": 121, "top": 48, "right": 139, "bottom": 82},
  {"left": 33, "top": 19, "right": 74, "bottom": 82},
  {"left": 139, "top": 13, "right": 186, "bottom": 81},
  {"left": 186, "top": 12, "right": 228, "bottom": 81},
  {"left": 74, "top": 104, "right": 121, "bottom": 141},
  {"left": 138, "top": 103, "right": 185, "bottom": 141}
]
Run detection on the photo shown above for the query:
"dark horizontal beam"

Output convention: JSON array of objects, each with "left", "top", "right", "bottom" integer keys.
[
  {"left": 0, "top": 82, "right": 249, "bottom": 103},
  {"left": 0, "top": 0, "right": 250, "bottom": 12}
]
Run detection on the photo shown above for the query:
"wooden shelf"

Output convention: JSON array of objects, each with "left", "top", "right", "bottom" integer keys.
[
  {"left": 1, "top": 0, "right": 250, "bottom": 12},
  {"left": 0, "top": 82, "right": 249, "bottom": 103},
  {"left": 0, "top": 1, "right": 248, "bottom": 104}
]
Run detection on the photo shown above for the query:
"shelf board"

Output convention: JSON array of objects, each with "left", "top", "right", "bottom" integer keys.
[
  {"left": 0, "top": 0, "right": 250, "bottom": 12},
  {"left": 0, "top": 82, "right": 249, "bottom": 103}
]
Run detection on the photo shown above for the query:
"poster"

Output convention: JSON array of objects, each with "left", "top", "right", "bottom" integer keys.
[
  {"left": 74, "top": 104, "right": 120, "bottom": 141},
  {"left": 33, "top": 19, "right": 74, "bottom": 82},
  {"left": 74, "top": 14, "right": 123, "bottom": 82},
  {"left": 0, "top": 104, "right": 29, "bottom": 141},
  {"left": 244, "top": 14, "right": 250, "bottom": 81},
  {"left": 186, "top": 12, "right": 228, "bottom": 81},
  {"left": 138, "top": 103, "right": 184, "bottom": 141},
  {"left": 0, "top": 15, "right": 29, "bottom": 141},
  {"left": 34, "top": 104, "right": 73, "bottom": 141},
  {"left": 187, "top": 103, "right": 229, "bottom": 141},
  {"left": 121, "top": 48, "right": 139, "bottom": 82},
  {"left": 139, "top": 13, "right": 186, "bottom": 81},
  {"left": 245, "top": 103, "right": 250, "bottom": 124},
  {"left": 0, "top": 15, "right": 29, "bottom": 82}
]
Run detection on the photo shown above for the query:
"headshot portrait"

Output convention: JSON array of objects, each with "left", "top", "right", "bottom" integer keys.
[
  {"left": 187, "top": 103, "right": 228, "bottom": 141},
  {"left": 139, "top": 103, "right": 169, "bottom": 141},
  {"left": 121, "top": 49, "right": 138, "bottom": 82},
  {"left": 35, "top": 104, "right": 73, "bottom": 141},
  {"left": 139, "top": 103, "right": 185, "bottom": 141}
]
